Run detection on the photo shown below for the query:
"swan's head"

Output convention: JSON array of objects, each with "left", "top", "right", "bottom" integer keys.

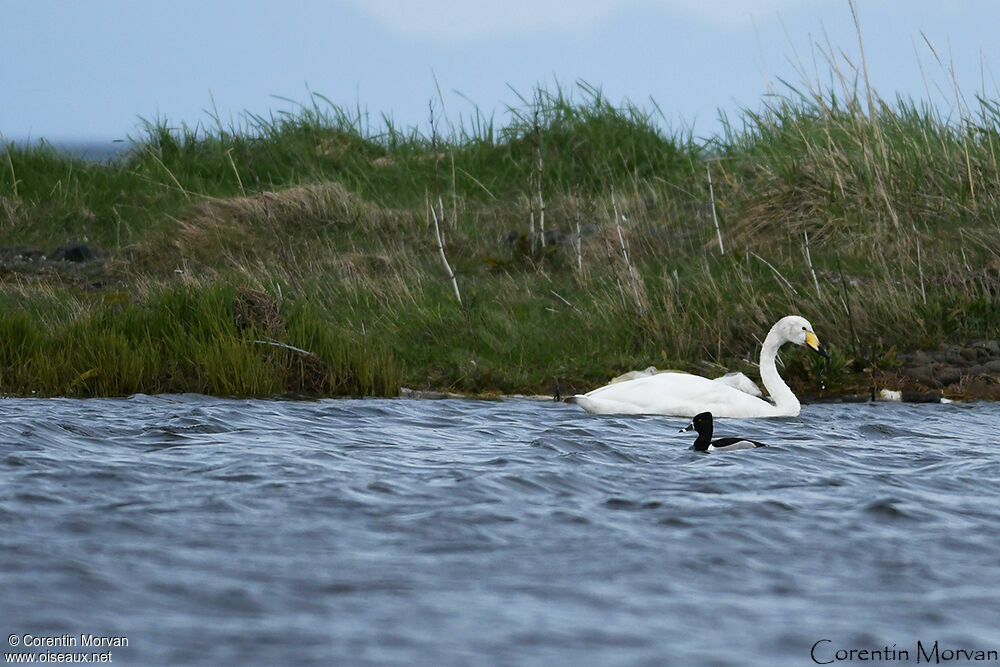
[{"left": 774, "top": 315, "right": 829, "bottom": 358}]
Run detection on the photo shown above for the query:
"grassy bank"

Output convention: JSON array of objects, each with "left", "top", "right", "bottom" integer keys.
[
  {"left": 0, "top": 284, "right": 400, "bottom": 397},
  {"left": 2, "top": 78, "right": 999, "bottom": 399}
]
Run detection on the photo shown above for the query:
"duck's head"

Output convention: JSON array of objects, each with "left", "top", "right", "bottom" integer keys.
[
  {"left": 680, "top": 411, "right": 714, "bottom": 437},
  {"left": 775, "top": 315, "right": 829, "bottom": 359}
]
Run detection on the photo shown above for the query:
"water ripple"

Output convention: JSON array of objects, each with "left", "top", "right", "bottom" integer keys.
[{"left": 1, "top": 396, "right": 998, "bottom": 664}]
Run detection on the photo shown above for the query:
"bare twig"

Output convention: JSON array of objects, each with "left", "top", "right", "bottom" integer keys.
[
  {"left": 253, "top": 339, "right": 316, "bottom": 357},
  {"left": 431, "top": 197, "right": 461, "bottom": 305},
  {"left": 751, "top": 251, "right": 798, "bottom": 295},
  {"left": 575, "top": 211, "right": 583, "bottom": 272},
  {"left": 535, "top": 100, "right": 546, "bottom": 247},
  {"left": 457, "top": 167, "right": 497, "bottom": 200},
  {"left": 706, "top": 160, "right": 724, "bottom": 254},
  {"left": 804, "top": 229, "right": 821, "bottom": 299},
  {"left": 528, "top": 195, "right": 536, "bottom": 249},
  {"left": 429, "top": 101, "right": 462, "bottom": 306},
  {"left": 914, "top": 225, "right": 927, "bottom": 304},
  {"left": 612, "top": 189, "right": 645, "bottom": 316},
  {"left": 550, "top": 290, "right": 579, "bottom": 313}
]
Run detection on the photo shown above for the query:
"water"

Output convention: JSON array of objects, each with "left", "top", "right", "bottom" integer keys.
[
  {"left": 3, "top": 139, "right": 128, "bottom": 162},
  {"left": 2, "top": 395, "right": 999, "bottom": 665}
]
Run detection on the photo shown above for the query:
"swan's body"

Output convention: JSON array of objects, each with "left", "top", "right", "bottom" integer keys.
[
  {"left": 681, "top": 411, "right": 767, "bottom": 452},
  {"left": 712, "top": 372, "right": 763, "bottom": 397},
  {"left": 567, "top": 315, "right": 827, "bottom": 418},
  {"left": 610, "top": 367, "right": 763, "bottom": 398}
]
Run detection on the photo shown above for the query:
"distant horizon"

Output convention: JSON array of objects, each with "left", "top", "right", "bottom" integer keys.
[
  {"left": 3, "top": 1, "right": 998, "bottom": 153},
  {"left": 3, "top": 137, "right": 132, "bottom": 162},
  {"left": 6, "top": 71, "right": 995, "bottom": 159}
]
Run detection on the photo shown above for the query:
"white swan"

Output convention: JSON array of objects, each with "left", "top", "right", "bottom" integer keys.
[
  {"left": 609, "top": 367, "right": 763, "bottom": 397},
  {"left": 567, "top": 315, "right": 828, "bottom": 418}
]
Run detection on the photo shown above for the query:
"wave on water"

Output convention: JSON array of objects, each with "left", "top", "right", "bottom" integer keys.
[{"left": 1, "top": 395, "right": 998, "bottom": 664}]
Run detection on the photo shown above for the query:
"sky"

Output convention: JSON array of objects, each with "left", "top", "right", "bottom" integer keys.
[{"left": 2, "top": 0, "right": 999, "bottom": 148}]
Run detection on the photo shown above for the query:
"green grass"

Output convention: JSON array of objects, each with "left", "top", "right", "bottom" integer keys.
[
  {"left": 0, "top": 285, "right": 401, "bottom": 397},
  {"left": 2, "top": 77, "right": 999, "bottom": 398}
]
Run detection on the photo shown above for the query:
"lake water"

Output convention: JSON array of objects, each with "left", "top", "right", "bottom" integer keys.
[
  {"left": 3, "top": 140, "right": 128, "bottom": 163},
  {"left": 2, "top": 395, "right": 998, "bottom": 665}
]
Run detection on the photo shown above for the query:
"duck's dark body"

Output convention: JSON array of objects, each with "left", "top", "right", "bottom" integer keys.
[{"left": 681, "top": 412, "right": 767, "bottom": 452}]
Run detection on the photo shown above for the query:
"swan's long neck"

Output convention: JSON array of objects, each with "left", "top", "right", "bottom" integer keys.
[{"left": 759, "top": 326, "right": 799, "bottom": 415}]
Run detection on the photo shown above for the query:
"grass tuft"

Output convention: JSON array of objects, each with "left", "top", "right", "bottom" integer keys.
[{"left": 2, "top": 76, "right": 1000, "bottom": 398}]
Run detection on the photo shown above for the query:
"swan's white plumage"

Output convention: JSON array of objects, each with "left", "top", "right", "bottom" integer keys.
[
  {"left": 608, "top": 366, "right": 660, "bottom": 384},
  {"left": 609, "top": 367, "right": 763, "bottom": 398},
  {"left": 571, "top": 372, "right": 775, "bottom": 416},
  {"left": 712, "top": 372, "right": 763, "bottom": 397},
  {"left": 568, "top": 315, "right": 825, "bottom": 418}
]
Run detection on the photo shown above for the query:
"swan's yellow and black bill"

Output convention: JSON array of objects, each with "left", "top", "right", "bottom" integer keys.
[{"left": 805, "top": 331, "right": 830, "bottom": 359}]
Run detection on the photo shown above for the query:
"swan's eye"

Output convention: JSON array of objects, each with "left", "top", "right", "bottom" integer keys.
[{"left": 801, "top": 327, "right": 806, "bottom": 331}]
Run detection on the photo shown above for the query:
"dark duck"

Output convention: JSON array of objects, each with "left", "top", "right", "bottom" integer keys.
[{"left": 681, "top": 412, "right": 767, "bottom": 452}]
